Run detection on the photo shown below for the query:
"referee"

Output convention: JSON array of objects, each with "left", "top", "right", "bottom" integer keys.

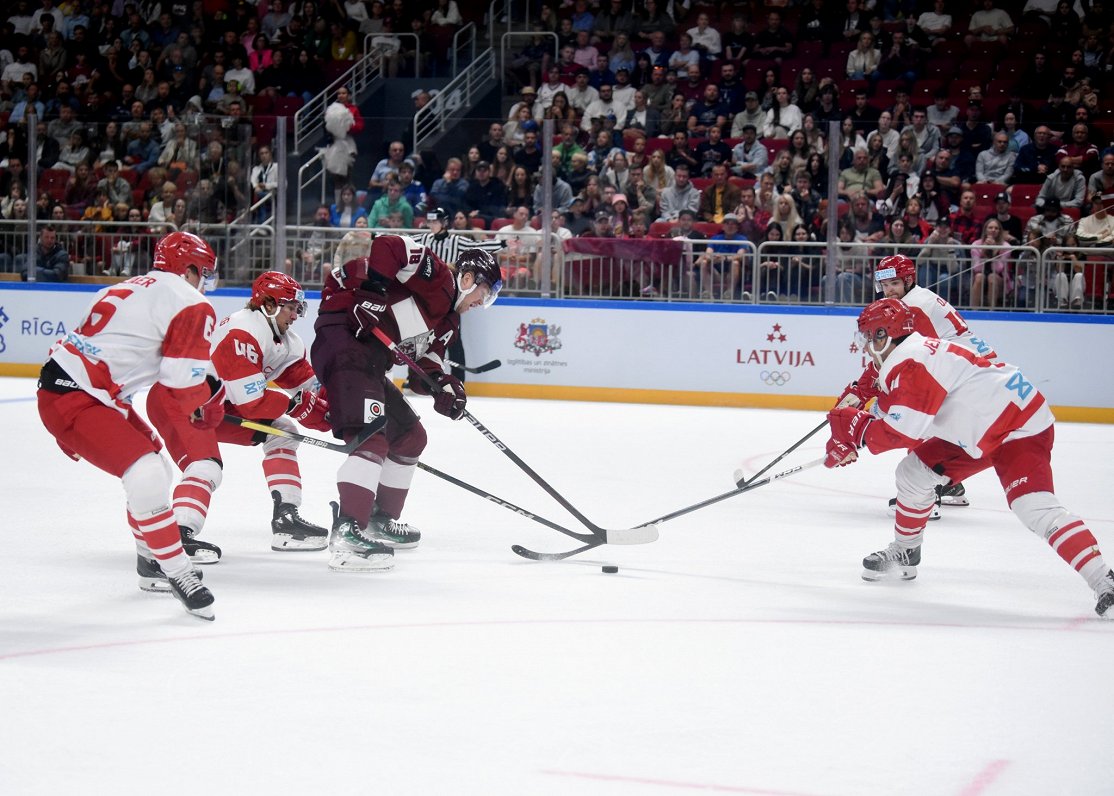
[{"left": 413, "top": 207, "right": 505, "bottom": 381}]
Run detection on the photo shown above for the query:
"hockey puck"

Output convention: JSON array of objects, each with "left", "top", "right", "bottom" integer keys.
[{"left": 602, "top": 565, "right": 619, "bottom": 574}]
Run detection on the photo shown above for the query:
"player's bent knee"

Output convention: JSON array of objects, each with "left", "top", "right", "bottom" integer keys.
[
  {"left": 123, "top": 452, "right": 175, "bottom": 515},
  {"left": 183, "top": 457, "right": 223, "bottom": 493},
  {"left": 895, "top": 453, "right": 948, "bottom": 506},
  {"left": 1011, "top": 491, "right": 1077, "bottom": 540},
  {"left": 390, "top": 420, "right": 427, "bottom": 460},
  {"left": 262, "top": 416, "right": 300, "bottom": 453}
]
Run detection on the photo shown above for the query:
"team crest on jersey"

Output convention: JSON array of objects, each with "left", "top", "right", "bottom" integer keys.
[
  {"left": 363, "top": 398, "right": 385, "bottom": 423},
  {"left": 514, "top": 319, "right": 562, "bottom": 357}
]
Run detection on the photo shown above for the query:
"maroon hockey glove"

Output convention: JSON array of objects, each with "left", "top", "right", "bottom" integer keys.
[
  {"left": 287, "top": 389, "right": 331, "bottom": 432},
  {"left": 191, "top": 399, "right": 225, "bottom": 430},
  {"left": 349, "top": 287, "right": 388, "bottom": 341},
  {"left": 430, "top": 373, "right": 467, "bottom": 420}
]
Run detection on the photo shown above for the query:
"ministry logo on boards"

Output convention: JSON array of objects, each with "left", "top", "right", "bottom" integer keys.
[
  {"left": 736, "top": 323, "right": 815, "bottom": 386},
  {"left": 514, "top": 318, "right": 562, "bottom": 357}
]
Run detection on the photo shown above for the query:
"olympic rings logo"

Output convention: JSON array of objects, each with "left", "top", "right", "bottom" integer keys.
[{"left": 760, "top": 370, "right": 791, "bottom": 386}]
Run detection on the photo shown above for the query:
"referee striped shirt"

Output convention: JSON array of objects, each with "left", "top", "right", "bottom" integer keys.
[{"left": 412, "top": 230, "right": 504, "bottom": 265}]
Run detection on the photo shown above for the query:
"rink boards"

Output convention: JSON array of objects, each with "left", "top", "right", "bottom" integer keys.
[{"left": 1, "top": 284, "right": 1111, "bottom": 422}]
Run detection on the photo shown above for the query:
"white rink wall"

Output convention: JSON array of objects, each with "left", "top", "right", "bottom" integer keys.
[{"left": 1, "top": 285, "right": 1112, "bottom": 420}]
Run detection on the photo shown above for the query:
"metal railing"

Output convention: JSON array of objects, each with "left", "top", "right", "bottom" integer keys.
[
  {"left": 0, "top": 219, "right": 176, "bottom": 279},
  {"left": 487, "top": 0, "right": 531, "bottom": 51},
  {"left": 452, "top": 23, "right": 477, "bottom": 75},
  {"left": 293, "top": 43, "right": 386, "bottom": 155},
  {"left": 295, "top": 150, "right": 328, "bottom": 231},
  {"left": 500, "top": 31, "right": 559, "bottom": 94},
  {"left": 412, "top": 48, "right": 497, "bottom": 154}
]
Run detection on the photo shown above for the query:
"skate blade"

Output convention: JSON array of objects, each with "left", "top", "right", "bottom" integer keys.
[
  {"left": 862, "top": 566, "right": 918, "bottom": 582},
  {"left": 328, "top": 552, "right": 395, "bottom": 572},
  {"left": 188, "top": 550, "right": 221, "bottom": 565},
  {"left": 138, "top": 576, "right": 170, "bottom": 593},
  {"left": 272, "top": 533, "right": 328, "bottom": 552},
  {"left": 940, "top": 496, "right": 970, "bottom": 507},
  {"left": 185, "top": 605, "right": 216, "bottom": 621},
  {"left": 369, "top": 536, "right": 420, "bottom": 550}
]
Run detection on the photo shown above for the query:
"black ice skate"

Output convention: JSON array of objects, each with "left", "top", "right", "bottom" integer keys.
[
  {"left": 937, "top": 482, "right": 970, "bottom": 507},
  {"left": 887, "top": 496, "right": 941, "bottom": 521},
  {"left": 180, "top": 526, "right": 221, "bottom": 565},
  {"left": 366, "top": 510, "right": 422, "bottom": 549},
  {"left": 1096, "top": 570, "right": 1114, "bottom": 619},
  {"left": 137, "top": 553, "right": 203, "bottom": 593},
  {"left": 862, "top": 543, "right": 921, "bottom": 582},
  {"left": 168, "top": 568, "right": 215, "bottom": 621},
  {"left": 327, "top": 503, "right": 394, "bottom": 573},
  {"left": 271, "top": 491, "right": 329, "bottom": 551}
]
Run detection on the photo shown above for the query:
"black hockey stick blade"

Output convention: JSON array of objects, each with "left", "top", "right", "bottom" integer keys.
[
  {"left": 446, "top": 358, "right": 501, "bottom": 374},
  {"left": 511, "top": 540, "right": 606, "bottom": 561},
  {"left": 224, "top": 415, "right": 387, "bottom": 454}
]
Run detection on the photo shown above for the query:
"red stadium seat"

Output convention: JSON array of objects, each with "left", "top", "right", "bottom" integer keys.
[
  {"left": 470, "top": 218, "right": 486, "bottom": 230},
  {"left": 40, "top": 168, "right": 71, "bottom": 202},
  {"left": 693, "top": 222, "right": 721, "bottom": 236},
  {"left": 490, "top": 218, "right": 514, "bottom": 231},
  {"left": 648, "top": 221, "right": 674, "bottom": 238},
  {"left": 971, "top": 182, "right": 1007, "bottom": 206},
  {"left": 690, "top": 177, "right": 713, "bottom": 191},
  {"left": 1009, "top": 184, "right": 1042, "bottom": 206}
]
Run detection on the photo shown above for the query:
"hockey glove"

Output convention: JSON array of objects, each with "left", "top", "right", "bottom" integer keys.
[
  {"left": 191, "top": 399, "right": 226, "bottom": 430},
  {"left": 834, "top": 361, "right": 880, "bottom": 409},
  {"left": 349, "top": 279, "right": 389, "bottom": 341},
  {"left": 287, "top": 389, "right": 331, "bottom": 432},
  {"left": 430, "top": 373, "right": 467, "bottom": 420},
  {"left": 828, "top": 407, "right": 873, "bottom": 447}
]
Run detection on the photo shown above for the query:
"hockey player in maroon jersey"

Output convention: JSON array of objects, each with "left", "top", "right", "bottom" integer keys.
[
  {"left": 312, "top": 235, "right": 502, "bottom": 572},
  {"left": 839, "top": 253, "right": 997, "bottom": 509},
  {"left": 146, "top": 271, "right": 332, "bottom": 562},
  {"left": 824, "top": 298, "right": 1114, "bottom": 618},
  {"left": 37, "top": 230, "right": 219, "bottom": 621}
]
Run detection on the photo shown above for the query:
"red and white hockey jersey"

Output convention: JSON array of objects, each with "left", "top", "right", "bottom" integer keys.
[
  {"left": 319, "top": 233, "right": 459, "bottom": 367},
  {"left": 865, "top": 332, "right": 1053, "bottom": 459},
  {"left": 210, "top": 308, "right": 317, "bottom": 419},
  {"left": 902, "top": 285, "right": 996, "bottom": 359},
  {"left": 48, "top": 271, "right": 215, "bottom": 413}
]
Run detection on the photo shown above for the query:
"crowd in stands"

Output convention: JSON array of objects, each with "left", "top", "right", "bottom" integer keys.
[{"left": 2, "top": 1, "right": 1114, "bottom": 308}]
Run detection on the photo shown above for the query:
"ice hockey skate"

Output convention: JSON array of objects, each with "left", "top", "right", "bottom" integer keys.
[
  {"left": 270, "top": 491, "right": 328, "bottom": 551},
  {"left": 862, "top": 543, "right": 921, "bottom": 582},
  {"left": 327, "top": 503, "right": 394, "bottom": 572},
  {"left": 937, "top": 482, "right": 970, "bottom": 507},
  {"left": 167, "top": 568, "right": 215, "bottom": 621},
  {"left": 180, "top": 526, "right": 222, "bottom": 564},
  {"left": 365, "top": 510, "right": 422, "bottom": 549},
  {"left": 1096, "top": 570, "right": 1114, "bottom": 619},
  {"left": 887, "top": 497, "right": 941, "bottom": 520},
  {"left": 137, "top": 553, "right": 203, "bottom": 593}
]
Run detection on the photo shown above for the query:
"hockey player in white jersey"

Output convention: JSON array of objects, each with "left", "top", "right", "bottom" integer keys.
[
  {"left": 146, "top": 271, "right": 332, "bottom": 560},
  {"left": 37, "top": 230, "right": 220, "bottom": 621},
  {"left": 824, "top": 298, "right": 1114, "bottom": 618}
]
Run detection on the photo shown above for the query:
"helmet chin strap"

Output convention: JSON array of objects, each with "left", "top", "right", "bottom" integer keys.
[
  {"left": 866, "top": 335, "right": 891, "bottom": 369},
  {"left": 454, "top": 273, "right": 477, "bottom": 311},
  {"left": 260, "top": 301, "right": 284, "bottom": 341}
]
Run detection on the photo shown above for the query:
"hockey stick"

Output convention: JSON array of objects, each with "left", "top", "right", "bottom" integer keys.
[
  {"left": 416, "top": 461, "right": 599, "bottom": 545},
  {"left": 445, "top": 358, "right": 501, "bottom": 374},
  {"left": 732, "top": 394, "right": 859, "bottom": 488},
  {"left": 223, "top": 415, "right": 387, "bottom": 454},
  {"left": 640, "top": 458, "right": 826, "bottom": 528},
  {"left": 370, "top": 326, "right": 657, "bottom": 547}
]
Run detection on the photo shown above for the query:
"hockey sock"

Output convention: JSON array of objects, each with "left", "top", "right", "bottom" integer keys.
[
  {"left": 262, "top": 437, "right": 302, "bottom": 506},
  {"left": 893, "top": 500, "right": 933, "bottom": 548},
  {"left": 135, "top": 508, "right": 191, "bottom": 578},
  {"left": 375, "top": 455, "right": 418, "bottom": 519},
  {"left": 1012, "top": 491, "right": 1109, "bottom": 590},
  {"left": 337, "top": 449, "right": 383, "bottom": 528},
  {"left": 173, "top": 459, "right": 222, "bottom": 534},
  {"left": 128, "top": 511, "right": 154, "bottom": 557}
]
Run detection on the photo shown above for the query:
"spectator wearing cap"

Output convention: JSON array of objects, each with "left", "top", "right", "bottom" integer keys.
[
  {"left": 942, "top": 127, "right": 976, "bottom": 187},
  {"left": 584, "top": 208, "right": 616, "bottom": 238},
  {"left": 611, "top": 66, "right": 635, "bottom": 114},
  {"left": 731, "top": 92, "right": 767, "bottom": 139},
  {"left": 641, "top": 64, "right": 672, "bottom": 116},
  {"left": 976, "top": 132, "right": 1017, "bottom": 184},
  {"left": 507, "top": 86, "right": 538, "bottom": 122},
  {"left": 1039, "top": 156, "right": 1087, "bottom": 208},
  {"left": 565, "top": 196, "right": 593, "bottom": 236},
  {"left": 696, "top": 213, "right": 748, "bottom": 299},
  {"left": 989, "top": 192, "right": 1024, "bottom": 244},
  {"left": 463, "top": 161, "right": 509, "bottom": 226}
]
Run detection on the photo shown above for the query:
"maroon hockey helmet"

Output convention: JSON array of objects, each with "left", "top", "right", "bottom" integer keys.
[
  {"left": 874, "top": 254, "right": 916, "bottom": 293},
  {"left": 454, "top": 249, "right": 502, "bottom": 308},
  {"left": 251, "top": 271, "right": 307, "bottom": 317},
  {"left": 153, "top": 231, "right": 218, "bottom": 290}
]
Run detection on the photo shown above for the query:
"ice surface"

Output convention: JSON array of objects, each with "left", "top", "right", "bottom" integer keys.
[{"left": 1, "top": 376, "right": 1112, "bottom": 795}]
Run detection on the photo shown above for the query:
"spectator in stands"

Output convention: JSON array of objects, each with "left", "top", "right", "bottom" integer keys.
[
  {"left": 998, "top": 111, "right": 1030, "bottom": 154},
  {"left": 916, "top": 0, "right": 953, "bottom": 44},
  {"left": 763, "top": 87, "right": 802, "bottom": 141},
  {"left": 753, "top": 11, "right": 794, "bottom": 60},
  {"left": 123, "top": 122, "right": 160, "bottom": 176},
  {"left": 976, "top": 132, "right": 1018, "bottom": 185},
  {"left": 878, "top": 29, "right": 919, "bottom": 84},
  {"left": 926, "top": 90, "right": 959, "bottom": 138},
  {"left": 1086, "top": 150, "right": 1114, "bottom": 205},
  {"left": 966, "top": 0, "right": 1014, "bottom": 46},
  {"left": 367, "top": 178, "right": 413, "bottom": 228},
  {"left": 95, "top": 159, "right": 130, "bottom": 207},
  {"left": 330, "top": 183, "right": 369, "bottom": 229},
  {"left": 14, "top": 225, "right": 69, "bottom": 282},
  {"left": 725, "top": 91, "right": 762, "bottom": 139},
  {"left": 1057, "top": 123, "right": 1101, "bottom": 178},
  {"left": 846, "top": 32, "right": 880, "bottom": 81},
  {"left": 695, "top": 214, "right": 748, "bottom": 300},
  {"left": 582, "top": 84, "right": 624, "bottom": 131},
  {"left": 513, "top": 126, "right": 543, "bottom": 173},
  {"left": 904, "top": 107, "right": 940, "bottom": 164},
  {"left": 429, "top": 157, "right": 470, "bottom": 217},
  {"left": 1014, "top": 125, "right": 1058, "bottom": 185},
  {"left": 939, "top": 129, "right": 974, "bottom": 189},
  {"left": 765, "top": 149, "right": 795, "bottom": 193},
  {"left": 1039, "top": 157, "right": 1087, "bottom": 208},
  {"left": 915, "top": 216, "right": 962, "bottom": 299},
  {"left": 636, "top": 0, "right": 676, "bottom": 41},
  {"left": 464, "top": 161, "right": 509, "bottom": 227},
  {"left": 839, "top": 147, "right": 886, "bottom": 201},
  {"left": 587, "top": 52, "right": 614, "bottom": 91},
  {"left": 1076, "top": 189, "right": 1114, "bottom": 245},
  {"left": 63, "top": 161, "right": 98, "bottom": 208},
  {"left": 970, "top": 218, "right": 1013, "bottom": 308},
  {"left": 657, "top": 163, "right": 700, "bottom": 222},
  {"left": 505, "top": 165, "right": 534, "bottom": 217},
  {"left": 948, "top": 189, "right": 981, "bottom": 245},
  {"left": 368, "top": 140, "right": 407, "bottom": 199},
  {"left": 837, "top": 0, "right": 871, "bottom": 45},
  {"left": 959, "top": 103, "right": 993, "bottom": 161},
  {"left": 699, "top": 164, "right": 742, "bottom": 225},
  {"left": 987, "top": 191, "right": 1024, "bottom": 245},
  {"left": 726, "top": 124, "right": 765, "bottom": 181}
]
